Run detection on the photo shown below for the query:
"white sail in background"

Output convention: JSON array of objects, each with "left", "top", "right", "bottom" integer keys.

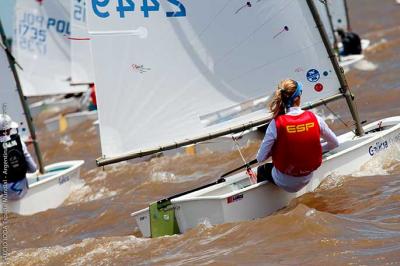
[
  {"left": 13, "top": 0, "right": 86, "bottom": 96},
  {"left": 314, "top": 0, "right": 335, "bottom": 45},
  {"left": 314, "top": 0, "right": 349, "bottom": 46},
  {"left": 0, "top": 38, "right": 30, "bottom": 139},
  {"left": 328, "top": 0, "right": 348, "bottom": 31},
  {"left": 87, "top": 0, "right": 342, "bottom": 160},
  {"left": 71, "top": 0, "right": 95, "bottom": 85}
]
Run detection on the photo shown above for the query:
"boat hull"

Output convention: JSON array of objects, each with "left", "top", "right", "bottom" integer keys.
[
  {"left": 0, "top": 160, "right": 84, "bottom": 215},
  {"left": 44, "top": 110, "right": 98, "bottom": 132},
  {"left": 132, "top": 116, "right": 400, "bottom": 236},
  {"left": 29, "top": 97, "right": 81, "bottom": 117}
]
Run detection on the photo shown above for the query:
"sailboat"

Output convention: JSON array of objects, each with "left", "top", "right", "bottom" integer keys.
[
  {"left": 44, "top": 0, "right": 98, "bottom": 133},
  {"left": 86, "top": 0, "right": 400, "bottom": 237},
  {"left": 321, "top": 0, "right": 370, "bottom": 50},
  {"left": 314, "top": 0, "right": 370, "bottom": 72},
  {"left": 0, "top": 21, "right": 84, "bottom": 215},
  {"left": 13, "top": 0, "right": 87, "bottom": 117}
]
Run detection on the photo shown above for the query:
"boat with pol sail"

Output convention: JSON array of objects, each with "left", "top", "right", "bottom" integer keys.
[
  {"left": 0, "top": 20, "right": 84, "bottom": 216},
  {"left": 13, "top": 0, "right": 92, "bottom": 125},
  {"left": 42, "top": 0, "right": 99, "bottom": 134}
]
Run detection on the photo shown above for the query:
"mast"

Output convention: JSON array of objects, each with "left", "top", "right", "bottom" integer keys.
[
  {"left": 96, "top": 93, "right": 343, "bottom": 166},
  {"left": 323, "top": 0, "right": 340, "bottom": 55},
  {"left": 306, "top": 0, "right": 364, "bottom": 137},
  {"left": 0, "top": 20, "right": 45, "bottom": 173},
  {"left": 343, "top": 0, "right": 351, "bottom": 31}
]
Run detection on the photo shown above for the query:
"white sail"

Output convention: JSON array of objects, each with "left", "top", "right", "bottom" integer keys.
[
  {"left": 328, "top": 0, "right": 348, "bottom": 31},
  {"left": 71, "top": 0, "right": 95, "bottom": 85},
  {"left": 87, "top": 0, "right": 342, "bottom": 160},
  {"left": 13, "top": 0, "right": 86, "bottom": 96},
  {"left": 314, "top": 0, "right": 335, "bottom": 45},
  {"left": 0, "top": 38, "right": 30, "bottom": 139}
]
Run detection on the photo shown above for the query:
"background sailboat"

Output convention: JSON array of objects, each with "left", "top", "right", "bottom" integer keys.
[
  {"left": 0, "top": 20, "right": 84, "bottom": 215},
  {"left": 314, "top": 0, "right": 370, "bottom": 72},
  {"left": 44, "top": 0, "right": 98, "bottom": 133},
  {"left": 13, "top": 0, "right": 87, "bottom": 116}
]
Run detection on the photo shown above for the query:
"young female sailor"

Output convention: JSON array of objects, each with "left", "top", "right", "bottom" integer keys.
[{"left": 256, "top": 79, "right": 339, "bottom": 192}]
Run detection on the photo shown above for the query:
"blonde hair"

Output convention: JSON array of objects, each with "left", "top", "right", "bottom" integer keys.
[{"left": 269, "top": 79, "right": 299, "bottom": 119}]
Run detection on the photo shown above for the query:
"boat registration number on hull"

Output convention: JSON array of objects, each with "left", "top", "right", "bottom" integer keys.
[
  {"left": 58, "top": 175, "right": 70, "bottom": 185},
  {"left": 227, "top": 194, "right": 243, "bottom": 204},
  {"left": 368, "top": 132, "right": 400, "bottom": 156}
]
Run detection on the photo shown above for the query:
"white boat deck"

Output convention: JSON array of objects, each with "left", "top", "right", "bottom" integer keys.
[{"left": 3, "top": 160, "right": 84, "bottom": 215}]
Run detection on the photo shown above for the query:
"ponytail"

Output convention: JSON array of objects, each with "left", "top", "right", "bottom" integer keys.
[
  {"left": 269, "top": 79, "right": 300, "bottom": 119},
  {"left": 269, "top": 89, "right": 286, "bottom": 119}
]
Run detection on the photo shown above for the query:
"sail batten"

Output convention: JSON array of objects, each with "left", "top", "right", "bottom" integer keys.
[{"left": 88, "top": 0, "right": 345, "bottom": 164}]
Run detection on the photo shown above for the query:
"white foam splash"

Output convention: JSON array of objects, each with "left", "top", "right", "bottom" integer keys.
[
  {"left": 197, "top": 218, "right": 214, "bottom": 231},
  {"left": 149, "top": 170, "right": 204, "bottom": 183},
  {"left": 318, "top": 173, "right": 346, "bottom": 190},
  {"left": 90, "top": 171, "right": 107, "bottom": 183},
  {"left": 87, "top": 187, "right": 117, "bottom": 202},
  {"left": 74, "top": 236, "right": 149, "bottom": 265},
  {"left": 365, "top": 38, "right": 387, "bottom": 52},
  {"left": 354, "top": 59, "right": 378, "bottom": 71},
  {"left": 305, "top": 209, "right": 316, "bottom": 217},
  {"left": 59, "top": 135, "right": 74, "bottom": 147},
  {"left": 149, "top": 171, "right": 177, "bottom": 182},
  {"left": 198, "top": 225, "right": 240, "bottom": 245},
  {"left": 353, "top": 145, "right": 400, "bottom": 177},
  {"left": 66, "top": 185, "right": 117, "bottom": 204},
  {"left": 9, "top": 236, "right": 149, "bottom": 266}
]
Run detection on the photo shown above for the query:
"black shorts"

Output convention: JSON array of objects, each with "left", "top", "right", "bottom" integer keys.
[{"left": 256, "top": 163, "right": 275, "bottom": 184}]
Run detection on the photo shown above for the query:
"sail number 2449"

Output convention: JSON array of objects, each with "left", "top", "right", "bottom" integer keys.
[{"left": 92, "top": 0, "right": 186, "bottom": 18}]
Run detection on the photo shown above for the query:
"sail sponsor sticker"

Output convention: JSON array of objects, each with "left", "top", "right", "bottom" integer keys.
[
  {"left": 314, "top": 83, "right": 323, "bottom": 92},
  {"left": 227, "top": 194, "right": 243, "bottom": 204},
  {"left": 91, "top": 0, "right": 187, "bottom": 18},
  {"left": 131, "top": 64, "right": 151, "bottom": 74},
  {"left": 368, "top": 132, "right": 400, "bottom": 156},
  {"left": 306, "top": 69, "right": 320, "bottom": 82},
  {"left": 368, "top": 140, "right": 388, "bottom": 156}
]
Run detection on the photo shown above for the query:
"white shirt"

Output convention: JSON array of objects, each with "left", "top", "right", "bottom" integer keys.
[
  {"left": 0, "top": 135, "right": 37, "bottom": 174},
  {"left": 256, "top": 107, "right": 339, "bottom": 192}
]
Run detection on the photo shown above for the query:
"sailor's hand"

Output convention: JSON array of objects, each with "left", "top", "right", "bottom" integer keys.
[{"left": 25, "top": 136, "right": 34, "bottom": 145}]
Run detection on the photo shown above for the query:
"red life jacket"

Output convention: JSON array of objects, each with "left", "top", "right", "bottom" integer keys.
[
  {"left": 272, "top": 111, "right": 322, "bottom": 177},
  {"left": 90, "top": 84, "right": 97, "bottom": 106}
]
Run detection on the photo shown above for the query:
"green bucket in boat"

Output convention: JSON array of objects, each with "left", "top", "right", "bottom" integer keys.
[{"left": 149, "top": 200, "right": 180, "bottom": 237}]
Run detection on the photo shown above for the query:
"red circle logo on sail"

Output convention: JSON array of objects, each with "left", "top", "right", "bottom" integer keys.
[{"left": 314, "top": 83, "right": 323, "bottom": 92}]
